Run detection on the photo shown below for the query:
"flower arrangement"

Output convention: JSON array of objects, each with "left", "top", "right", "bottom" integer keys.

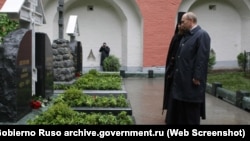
[
  {"left": 30, "top": 96, "right": 49, "bottom": 109},
  {"left": 31, "top": 100, "right": 42, "bottom": 109},
  {"left": 75, "top": 71, "right": 82, "bottom": 77}
]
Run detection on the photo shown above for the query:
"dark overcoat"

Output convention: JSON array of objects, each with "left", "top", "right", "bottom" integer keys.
[
  {"left": 162, "top": 12, "right": 186, "bottom": 113},
  {"left": 99, "top": 46, "right": 110, "bottom": 66},
  {"left": 162, "top": 33, "right": 183, "bottom": 111},
  {"left": 171, "top": 25, "right": 211, "bottom": 119}
]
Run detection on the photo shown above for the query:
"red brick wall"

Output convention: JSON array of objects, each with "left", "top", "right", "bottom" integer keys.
[
  {"left": 136, "top": 0, "right": 181, "bottom": 67},
  {"left": 0, "top": 0, "right": 6, "bottom": 10}
]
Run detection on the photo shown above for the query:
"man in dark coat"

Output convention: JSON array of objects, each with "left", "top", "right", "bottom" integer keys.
[
  {"left": 166, "top": 12, "right": 211, "bottom": 125},
  {"left": 99, "top": 42, "right": 110, "bottom": 69},
  {"left": 162, "top": 12, "right": 185, "bottom": 123}
]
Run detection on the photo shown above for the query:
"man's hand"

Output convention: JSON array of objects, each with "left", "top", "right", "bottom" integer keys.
[{"left": 192, "top": 78, "right": 200, "bottom": 85}]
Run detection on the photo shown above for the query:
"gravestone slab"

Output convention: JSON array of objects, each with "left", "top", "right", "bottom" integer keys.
[
  {"left": 0, "top": 28, "right": 32, "bottom": 122},
  {"left": 68, "top": 41, "right": 82, "bottom": 76},
  {"left": 35, "top": 32, "right": 54, "bottom": 99},
  {"left": 76, "top": 41, "right": 83, "bottom": 74}
]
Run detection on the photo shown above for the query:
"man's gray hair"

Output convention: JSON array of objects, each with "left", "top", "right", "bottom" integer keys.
[{"left": 185, "top": 12, "right": 197, "bottom": 23}]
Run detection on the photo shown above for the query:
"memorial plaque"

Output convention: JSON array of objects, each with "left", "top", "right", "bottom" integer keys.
[
  {"left": 35, "top": 32, "right": 54, "bottom": 98},
  {"left": 0, "top": 28, "right": 32, "bottom": 122}
]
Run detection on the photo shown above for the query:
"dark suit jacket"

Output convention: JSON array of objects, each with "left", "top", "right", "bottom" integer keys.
[{"left": 99, "top": 46, "right": 110, "bottom": 66}]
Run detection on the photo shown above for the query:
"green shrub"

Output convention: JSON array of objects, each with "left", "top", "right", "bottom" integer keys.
[
  {"left": 88, "top": 69, "right": 98, "bottom": 75},
  {"left": 103, "top": 55, "right": 121, "bottom": 71},
  {"left": 27, "top": 102, "right": 133, "bottom": 125},
  {"left": 208, "top": 48, "right": 216, "bottom": 71},
  {"left": 54, "top": 88, "right": 128, "bottom": 107},
  {"left": 54, "top": 71, "right": 122, "bottom": 90},
  {"left": 74, "top": 72, "right": 122, "bottom": 90},
  {"left": 237, "top": 51, "right": 247, "bottom": 71},
  {"left": 27, "top": 102, "right": 82, "bottom": 125},
  {"left": 54, "top": 88, "right": 85, "bottom": 106},
  {"left": 0, "top": 14, "right": 19, "bottom": 43}
]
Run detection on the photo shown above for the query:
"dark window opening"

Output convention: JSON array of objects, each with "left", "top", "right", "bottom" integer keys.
[
  {"left": 209, "top": 5, "right": 216, "bottom": 10},
  {"left": 87, "top": 5, "right": 94, "bottom": 11}
]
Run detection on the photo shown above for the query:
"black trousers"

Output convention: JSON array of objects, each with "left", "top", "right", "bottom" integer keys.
[{"left": 166, "top": 97, "right": 201, "bottom": 125}]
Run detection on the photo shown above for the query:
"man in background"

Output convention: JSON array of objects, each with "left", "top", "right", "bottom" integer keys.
[{"left": 99, "top": 42, "right": 110, "bottom": 70}]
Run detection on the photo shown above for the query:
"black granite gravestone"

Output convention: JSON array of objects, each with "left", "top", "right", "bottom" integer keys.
[
  {"left": 35, "top": 32, "right": 54, "bottom": 99},
  {"left": 76, "top": 41, "right": 82, "bottom": 75},
  {"left": 0, "top": 28, "right": 32, "bottom": 122},
  {"left": 68, "top": 40, "right": 82, "bottom": 77}
]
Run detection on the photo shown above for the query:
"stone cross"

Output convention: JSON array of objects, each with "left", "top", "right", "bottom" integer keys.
[{"left": 58, "top": 0, "right": 64, "bottom": 39}]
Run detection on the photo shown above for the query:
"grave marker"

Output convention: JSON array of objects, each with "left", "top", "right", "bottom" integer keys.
[
  {"left": 0, "top": 29, "right": 32, "bottom": 122},
  {"left": 0, "top": 0, "right": 47, "bottom": 122},
  {"left": 35, "top": 32, "right": 54, "bottom": 99},
  {"left": 66, "top": 15, "right": 82, "bottom": 76},
  {"left": 0, "top": 0, "right": 46, "bottom": 95}
]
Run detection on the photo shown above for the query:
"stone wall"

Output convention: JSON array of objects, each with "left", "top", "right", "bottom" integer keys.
[{"left": 52, "top": 39, "right": 75, "bottom": 81}]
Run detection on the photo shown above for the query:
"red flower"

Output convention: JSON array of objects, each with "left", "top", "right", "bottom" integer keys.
[
  {"left": 31, "top": 100, "right": 42, "bottom": 109},
  {"left": 75, "top": 72, "right": 81, "bottom": 77}
]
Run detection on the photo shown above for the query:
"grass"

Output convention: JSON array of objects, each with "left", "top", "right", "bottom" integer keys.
[{"left": 207, "top": 71, "right": 250, "bottom": 92}]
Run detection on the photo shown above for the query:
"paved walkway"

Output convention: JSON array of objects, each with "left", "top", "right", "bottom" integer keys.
[{"left": 123, "top": 77, "right": 250, "bottom": 125}]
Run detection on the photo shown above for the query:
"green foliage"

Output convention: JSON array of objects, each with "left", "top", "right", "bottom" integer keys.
[
  {"left": 53, "top": 83, "right": 72, "bottom": 90},
  {"left": 237, "top": 52, "right": 247, "bottom": 71},
  {"left": 207, "top": 71, "right": 250, "bottom": 92},
  {"left": 27, "top": 102, "right": 82, "bottom": 125},
  {"left": 54, "top": 87, "right": 128, "bottom": 107},
  {"left": 0, "top": 14, "right": 19, "bottom": 43},
  {"left": 103, "top": 55, "right": 121, "bottom": 72},
  {"left": 88, "top": 69, "right": 98, "bottom": 75},
  {"left": 74, "top": 72, "right": 122, "bottom": 90},
  {"left": 27, "top": 102, "right": 133, "bottom": 125},
  {"left": 53, "top": 88, "right": 85, "bottom": 106},
  {"left": 208, "top": 48, "right": 216, "bottom": 71},
  {"left": 54, "top": 71, "right": 122, "bottom": 90}
]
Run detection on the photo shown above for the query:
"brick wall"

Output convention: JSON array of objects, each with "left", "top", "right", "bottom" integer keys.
[{"left": 136, "top": 0, "right": 181, "bottom": 67}]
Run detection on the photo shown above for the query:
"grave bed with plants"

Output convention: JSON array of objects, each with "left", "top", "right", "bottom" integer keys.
[
  {"left": 55, "top": 88, "right": 133, "bottom": 115},
  {"left": 53, "top": 70, "right": 133, "bottom": 115},
  {"left": 27, "top": 102, "right": 134, "bottom": 125},
  {"left": 53, "top": 69, "right": 123, "bottom": 90},
  {"left": 35, "top": 69, "right": 135, "bottom": 124}
]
